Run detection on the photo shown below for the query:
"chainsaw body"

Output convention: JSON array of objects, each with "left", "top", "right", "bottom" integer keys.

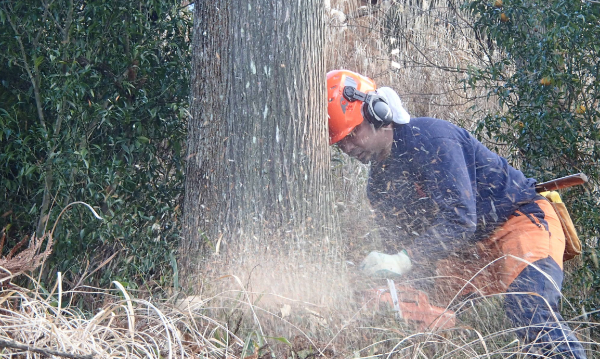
[{"left": 367, "top": 279, "right": 456, "bottom": 330}]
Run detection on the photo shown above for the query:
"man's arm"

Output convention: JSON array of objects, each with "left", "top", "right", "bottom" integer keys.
[{"left": 408, "top": 136, "right": 478, "bottom": 264}]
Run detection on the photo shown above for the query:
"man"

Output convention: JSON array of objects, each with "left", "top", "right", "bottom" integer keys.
[{"left": 327, "top": 69, "right": 586, "bottom": 358}]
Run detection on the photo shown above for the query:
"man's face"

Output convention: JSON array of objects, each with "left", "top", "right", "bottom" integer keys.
[{"left": 336, "top": 120, "right": 394, "bottom": 164}]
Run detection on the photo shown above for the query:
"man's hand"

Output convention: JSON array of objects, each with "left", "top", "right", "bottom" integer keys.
[{"left": 359, "top": 250, "right": 412, "bottom": 278}]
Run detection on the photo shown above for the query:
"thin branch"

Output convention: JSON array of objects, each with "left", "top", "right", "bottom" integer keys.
[
  {"left": 2, "top": 3, "right": 48, "bottom": 136},
  {"left": 346, "top": 5, "right": 383, "bottom": 21},
  {"left": 179, "top": 1, "right": 194, "bottom": 10},
  {"left": 35, "top": 0, "right": 53, "bottom": 46},
  {"left": 58, "top": 0, "right": 74, "bottom": 43},
  {"left": 0, "top": 339, "right": 94, "bottom": 359}
]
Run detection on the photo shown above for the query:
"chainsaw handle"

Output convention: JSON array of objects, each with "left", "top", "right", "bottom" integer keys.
[{"left": 535, "top": 173, "right": 588, "bottom": 192}]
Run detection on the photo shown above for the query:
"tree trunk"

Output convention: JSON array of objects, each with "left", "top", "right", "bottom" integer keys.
[{"left": 181, "top": 1, "right": 338, "bottom": 289}]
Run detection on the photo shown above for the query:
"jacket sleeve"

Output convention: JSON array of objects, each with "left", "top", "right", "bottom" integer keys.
[{"left": 408, "top": 136, "right": 478, "bottom": 264}]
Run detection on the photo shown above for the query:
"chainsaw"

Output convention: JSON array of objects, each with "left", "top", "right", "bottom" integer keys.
[{"left": 365, "top": 279, "right": 456, "bottom": 331}]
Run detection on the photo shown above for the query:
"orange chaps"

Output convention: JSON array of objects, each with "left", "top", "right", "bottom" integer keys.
[{"left": 435, "top": 199, "right": 566, "bottom": 300}]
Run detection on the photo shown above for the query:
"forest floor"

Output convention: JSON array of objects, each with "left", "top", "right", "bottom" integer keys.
[{"left": 0, "top": 274, "right": 596, "bottom": 359}]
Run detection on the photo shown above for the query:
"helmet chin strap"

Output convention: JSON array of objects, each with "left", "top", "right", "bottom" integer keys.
[{"left": 342, "top": 86, "right": 394, "bottom": 128}]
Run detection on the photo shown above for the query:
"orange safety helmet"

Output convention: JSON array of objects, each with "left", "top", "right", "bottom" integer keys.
[{"left": 327, "top": 70, "right": 377, "bottom": 145}]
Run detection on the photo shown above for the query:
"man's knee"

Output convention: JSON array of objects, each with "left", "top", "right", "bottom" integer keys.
[{"left": 507, "top": 256, "right": 563, "bottom": 301}]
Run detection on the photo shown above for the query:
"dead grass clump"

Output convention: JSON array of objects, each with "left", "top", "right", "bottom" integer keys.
[
  {"left": 0, "top": 233, "right": 53, "bottom": 282},
  {"left": 0, "top": 277, "right": 242, "bottom": 359}
]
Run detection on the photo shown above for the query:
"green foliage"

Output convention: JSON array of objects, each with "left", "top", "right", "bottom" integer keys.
[
  {"left": 0, "top": 0, "right": 191, "bottom": 292},
  {"left": 465, "top": 0, "right": 600, "bottom": 321}
]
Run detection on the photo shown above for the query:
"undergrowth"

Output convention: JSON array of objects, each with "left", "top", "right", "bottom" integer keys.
[{"left": 0, "top": 271, "right": 597, "bottom": 358}]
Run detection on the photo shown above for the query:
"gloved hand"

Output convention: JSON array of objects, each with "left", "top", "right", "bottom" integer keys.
[{"left": 359, "top": 250, "right": 412, "bottom": 278}]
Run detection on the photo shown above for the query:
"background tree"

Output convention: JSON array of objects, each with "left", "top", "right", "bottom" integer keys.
[
  {"left": 0, "top": 0, "right": 191, "bottom": 293},
  {"left": 181, "top": 0, "right": 339, "bottom": 296}
]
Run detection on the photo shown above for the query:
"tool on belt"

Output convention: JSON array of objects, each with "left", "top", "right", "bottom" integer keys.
[{"left": 536, "top": 172, "right": 587, "bottom": 261}]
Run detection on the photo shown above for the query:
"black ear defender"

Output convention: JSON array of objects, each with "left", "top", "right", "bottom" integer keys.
[{"left": 342, "top": 86, "right": 393, "bottom": 128}]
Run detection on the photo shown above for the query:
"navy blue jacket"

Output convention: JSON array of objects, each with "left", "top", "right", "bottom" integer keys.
[{"left": 367, "top": 117, "right": 538, "bottom": 262}]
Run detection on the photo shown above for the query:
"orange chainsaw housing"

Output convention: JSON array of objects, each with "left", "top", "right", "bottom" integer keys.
[{"left": 367, "top": 284, "right": 456, "bottom": 331}]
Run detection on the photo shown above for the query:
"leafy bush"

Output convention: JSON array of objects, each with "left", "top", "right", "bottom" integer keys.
[
  {"left": 465, "top": 0, "right": 600, "bottom": 325},
  {"left": 0, "top": 0, "right": 191, "bottom": 292}
]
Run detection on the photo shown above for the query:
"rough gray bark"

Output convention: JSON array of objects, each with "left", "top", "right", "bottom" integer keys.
[{"left": 181, "top": 1, "right": 337, "bottom": 284}]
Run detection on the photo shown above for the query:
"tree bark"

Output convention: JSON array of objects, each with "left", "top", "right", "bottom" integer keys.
[{"left": 181, "top": 1, "right": 338, "bottom": 287}]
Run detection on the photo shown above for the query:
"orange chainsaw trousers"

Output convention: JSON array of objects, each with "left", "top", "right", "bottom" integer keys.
[{"left": 435, "top": 198, "right": 566, "bottom": 298}]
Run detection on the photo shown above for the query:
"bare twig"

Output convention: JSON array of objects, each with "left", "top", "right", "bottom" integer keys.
[
  {"left": 2, "top": 3, "right": 47, "bottom": 136},
  {"left": 0, "top": 339, "right": 94, "bottom": 359}
]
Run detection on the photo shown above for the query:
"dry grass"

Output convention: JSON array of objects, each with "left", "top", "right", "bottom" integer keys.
[
  {"left": 0, "top": 272, "right": 597, "bottom": 358},
  {"left": 0, "top": 233, "right": 52, "bottom": 282},
  {"left": 0, "top": 275, "right": 246, "bottom": 358}
]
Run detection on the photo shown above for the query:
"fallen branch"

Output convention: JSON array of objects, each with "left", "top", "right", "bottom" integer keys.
[{"left": 0, "top": 339, "right": 94, "bottom": 359}]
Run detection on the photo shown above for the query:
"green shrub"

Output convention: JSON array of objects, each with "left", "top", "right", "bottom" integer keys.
[{"left": 0, "top": 1, "right": 191, "bottom": 294}]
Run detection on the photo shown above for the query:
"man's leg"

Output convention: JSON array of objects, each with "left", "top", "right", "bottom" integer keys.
[{"left": 504, "top": 256, "right": 586, "bottom": 358}]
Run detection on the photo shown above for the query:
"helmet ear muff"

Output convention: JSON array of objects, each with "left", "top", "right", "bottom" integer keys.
[
  {"left": 364, "top": 96, "right": 393, "bottom": 128},
  {"left": 343, "top": 86, "right": 393, "bottom": 128}
]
